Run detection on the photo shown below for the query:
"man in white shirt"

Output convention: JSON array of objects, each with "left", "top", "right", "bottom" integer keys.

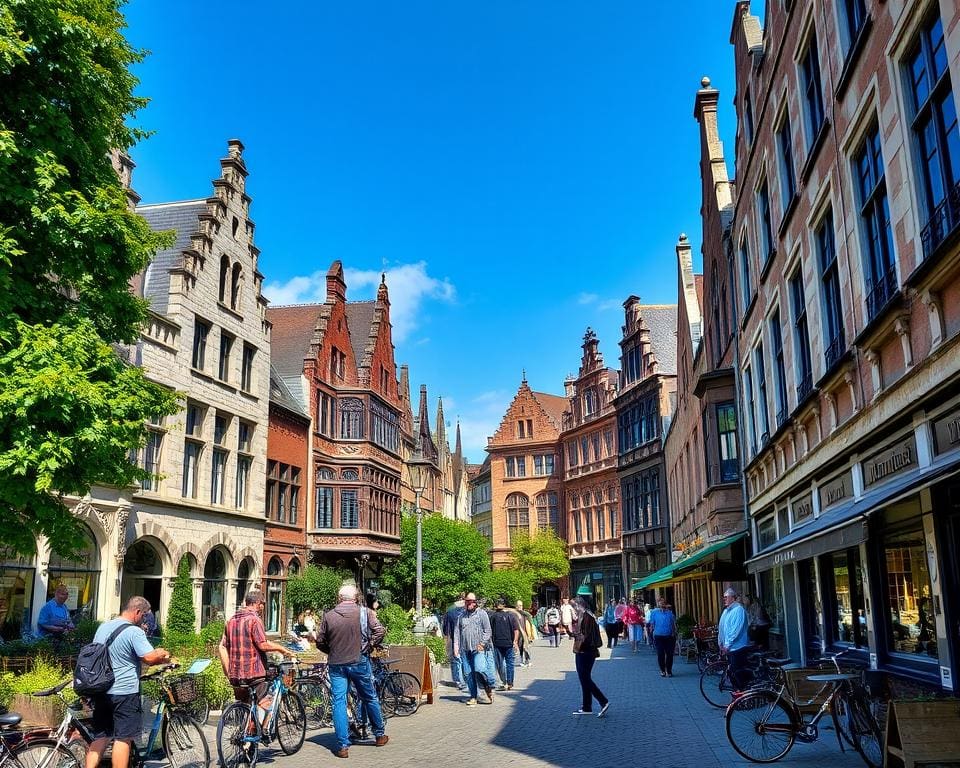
[{"left": 560, "top": 598, "right": 576, "bottom": 638}]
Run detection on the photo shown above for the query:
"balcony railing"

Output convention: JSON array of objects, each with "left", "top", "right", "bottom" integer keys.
[
  {"left": 824, "top": 333, "right": 845, "bottom": 372},
  {"left": 920, "top": 178, "right": 960, "bottom": 260},
  {"left": 796, "top": 371, "right": 813, "bottom": 404},
  {"left": 775, "top": 407, "right": 788, "bottom": 430},
  {"left": 865, "top": 262, "right": 898, "bottom": 320}
]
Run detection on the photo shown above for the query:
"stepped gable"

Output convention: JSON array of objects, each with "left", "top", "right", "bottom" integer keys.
[
  {"left": 639, "top": 304, "right": 680, "bottom": 376},
  {"left": 345, "top": 301, "right": 377, "bottom": 375},
  {"left": 490, "top": 378, "right": 566, "bottom": 443},
  {"left": 531, "top": 390, "right": 569, "bottom": 430}
]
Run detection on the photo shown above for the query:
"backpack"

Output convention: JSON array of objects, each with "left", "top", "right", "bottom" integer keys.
[
  {"left": 74, "top": 622, "right": 135, "bottom": 696},
  {"left": 546, "top": 607, "right": 561, "bottom": 625}
]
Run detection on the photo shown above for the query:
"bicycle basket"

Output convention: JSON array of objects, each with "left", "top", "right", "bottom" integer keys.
[{"left": 167, "top": 675, "right": 200, "bottom": 706}]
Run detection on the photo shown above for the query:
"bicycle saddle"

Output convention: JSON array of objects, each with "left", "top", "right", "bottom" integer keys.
[
  {"left": 0, "top": 713, "right": 22, "bottom": 728},
  {"left": 31, "top": 680, "right": 71, "bottom": 697}
]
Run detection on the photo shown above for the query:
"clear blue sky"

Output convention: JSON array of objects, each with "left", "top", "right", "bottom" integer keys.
[{"left": 123, "top": 1, "right": 744, "bottom": 462}]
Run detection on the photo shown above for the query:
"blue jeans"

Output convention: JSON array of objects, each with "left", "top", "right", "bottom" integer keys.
[
  {"left": 493, "top": 645, "right": 515, "bottom": 686},
  {"left": 446, "top": 638, "right": 464, "bottom": 687},
  {"left": 329, "top": 658, "right": 384, "bottom": 750},
  {"left": 460, "top": 649, "right": 494, "bottom": 699}
]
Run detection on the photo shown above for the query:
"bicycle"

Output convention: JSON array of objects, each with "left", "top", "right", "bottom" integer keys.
[
  {"left": 295, "top": 663, "right": 363, "bottom": 732},
  {"left": 369, "top": 653, "right": 421, "bottom": 717},
  {"left": 0, "top": 710, "right": 78, "bottom": 768},
  {"left": 4, "top": 663, "right": 209, "bottom": 768},
  {"left": 725, "top": 665, "right": 883, "bottom": 766},
  {"left": 700, "top": 649, "right": 789, "bottom": 708},
  {"left": 216, "top": 660, "right": 306, "bottom": 768}
]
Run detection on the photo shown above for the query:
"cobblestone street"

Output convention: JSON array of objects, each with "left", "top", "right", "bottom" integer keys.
[{"left": 213, "top": 638, "right": 868, "bottom": 768}]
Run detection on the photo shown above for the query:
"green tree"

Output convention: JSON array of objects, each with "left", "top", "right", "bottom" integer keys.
[
  {"left": 510, "top": 529, "right": 570, "bottom": 586},
  {"left": 381, "top": 514, "right": 490, "bottom": 609},
  {"left": 0, "top": 0, "right": 178, "bottom": 555},
  {"left": 166, "top": 556, "right": 196, "bottom": 634},
  {"left": 286, "top": 565, "right": 348, "bottom": 614},
  {"left": 479, "top": 569, "right": 535, "bottom": 606}
]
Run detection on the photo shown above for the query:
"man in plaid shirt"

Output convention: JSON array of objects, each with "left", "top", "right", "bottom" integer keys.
[{"left": 219, "top": 589, "right": 295, "bottom": 708}]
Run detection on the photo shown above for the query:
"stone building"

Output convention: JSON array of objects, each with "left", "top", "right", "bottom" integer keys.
[
  {"left": 725, "top": 0, "right": 960, "bottom": 691},
  {"left": 485, "top": 378, "right": 566, "bottom": 603},
  {"left": 267, "top": 262, "right": 404, "bottom": 601},
  {"left": 263, "top": 366, "right": 310, "bottom": 634},
  {"left": 659, "top": 85, "right": 749, "bottom": 626},
  {"left": 468, "top": 457, "right": 493, "bottom": 543},
  {"left": 614, "top": 299, "right": 678, "bottom": 600},
  {"left": 561, "top": 329, "right": 624, "bottom": 606}
]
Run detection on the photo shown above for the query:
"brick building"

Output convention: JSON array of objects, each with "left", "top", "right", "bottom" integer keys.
[
  {"left": 561, "top": 329, "right": 624, "bottom": 606},
  {"left": 723, "top": 0, "right": 960, "bottom": 691}
]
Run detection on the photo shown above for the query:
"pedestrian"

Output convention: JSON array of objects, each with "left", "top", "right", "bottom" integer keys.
[
  {"left": 601, "top": 599, "right": 619, "bottom": 648},
  {"left": 454, "top": 592, "right": 495, "bottom": 705},
  {"left": 535, "top": 603, "right": 548, "bottom": 637},
  {"left": 545, "top": 602, "right": 562, "bottom": 646},
  {"left": 614, "top": 597, "right": 627, "bottom": 640},
  {"left": 314, "top": 584, "right": 389, "bottom": 758},
  {"left": 570, "top": 596, "right": 610, "bottom": 718},
  {"left": 85, "top": 597, "right": 171, "bottom": 768},
  {"left": 139, "top": 608, "right": 158, "bottom": 639},
  {"left": 36, "top": 585, "right": 74, "bottom": 639},
  {"left": 560, "top": 597, "right": 576, "bottom": 639},
  {"left": 744, "top": 595, "right": 771, "bottom": 650},
  {"left": 718, "top": 587, "right": 751, "bottom": 691},
  {"left": 442, "top": 595, "right": 467, "bottom": 691},
  {"left": 490, "top": 598, "right": 520, "bottom": 690},
  {"left": 623, "top": 598, "right": 644, "bottom": 653},
  {"left": 514, "top": 600, "right": 535, "bottom": 666},
  {"left": 646, "top": 597, "right": 677, "bottom": 677}
]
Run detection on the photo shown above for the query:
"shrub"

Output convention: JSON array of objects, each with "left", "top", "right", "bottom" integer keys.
[
  {"left": 377, "top": 604, "right": 412, "bottom": 644},
  {"left": 286, "top": 565, "right": 349, "bottom": 614},
  {"left": 420, "top": 634, "right": 446, "bottom": 665},
  {"left": 676, "top": 614, "right": 695, "bottom": 639},
  {"left": 167, "top": 556, "right": 196, "bottom": 634},
  {"left": 8, "top": 656, "right": 74, "bottom": 705},
  {"left": 0, "top": 638, "right": 53, "bottom": 658},
  {"left": 375, "top": 589, "right": 392, "bottom": 608},
  {"left": 479, "top": 569, "right": 534, "bottom": 606},
  {"left": 199, "top": 620, "right": 225, "bottom": 649},
  {"left": 72, "top": 617, "right": 101, "bottom": 646},
  {"left": 0, "top": 672, "right": 13, "bottom": 709}
]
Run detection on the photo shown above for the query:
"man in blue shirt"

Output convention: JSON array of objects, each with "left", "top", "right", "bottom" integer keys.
[
  {"left": 85, "top": 596, "right": 171, "bottom": 768},
  {"left": 36, "top": 585, "right": 74, "bottom": 639},
  {"left": 718, "top": 587, "right": 751, "bottom": 689},
  {"left": 646, "top": 597, "right": 677, "bottom": 676}
]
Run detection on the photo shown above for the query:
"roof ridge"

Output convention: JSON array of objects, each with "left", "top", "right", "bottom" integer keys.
[
  {"left": 269, "top": 302, "right": 325, "bottom": 309},
  {"left": 137, "top": 198, "right": 208, "bottom": 209}
]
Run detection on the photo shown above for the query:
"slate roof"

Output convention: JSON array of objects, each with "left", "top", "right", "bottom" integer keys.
[
  {"left": 137, "top": 200, "right": 207, "bottom": 315},
  {"left": 640, "top": 305, "right": 679, "bottom": 376},
  {"left": 265, "top": 304, "right": 323, "bottom": 409},
  {"left": 531, "top": 390, "right": 569, "bottom": 430},
  {"left": 269, "top": 364, "right": 309, "bottom": 419},
  {"left": 345, "top": 301, "right": 377, "bottom": 368}
]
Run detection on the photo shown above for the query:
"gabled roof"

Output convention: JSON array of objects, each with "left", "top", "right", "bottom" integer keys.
[
  {"left": 531, "top": 391, "right": 568, "bottom": 430},
  {"left": 137, "top": 200, "right": 207, "bottom": 314},
  {"left": 641, "top": 305, "right": 679, "bottom": 376},
  {"left": 265, "top": 304, "right": 324, "bottom": 408},
  {"left": 345, "top": 301, "right": 377, "bottom": 369},
  {"left": 269, "top": 364, "right": 309, "bottom": 420}
]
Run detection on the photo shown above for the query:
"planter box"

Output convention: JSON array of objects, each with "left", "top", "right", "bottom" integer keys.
[
  {"left": 884, "top": 699, "right": 960, "bottom": 768},
  {"left": 11, "top": 693, "right": 62, "bottom": 728}
]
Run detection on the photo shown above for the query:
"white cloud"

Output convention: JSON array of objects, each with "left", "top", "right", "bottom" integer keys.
[
  {"left": 597, "top": 298, "right": 622, "bottom": 312},
  {"left": 264, "top": 261, "right": 455, "bottom": 342},
  {"left": 576, "top": 292, "right": 620, "bottom": 312},
  {"left": 577, "top": 292, "right": 599, "bottom": 305}
]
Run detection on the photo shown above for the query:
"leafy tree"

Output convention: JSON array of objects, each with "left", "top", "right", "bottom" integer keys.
[
  {"left": 286, "top": 565, "right": 348, "bottom": 614},
  {"left": 510, "top": 529, "right": 570, "bottom": 586},
  {"left": 381, "top": 514, "right": 490, "bottom": 609},
  {"left": 166, "top": 556, "right": 196, "bottom": 634},
  {"left": 479, "top": 569, "right": 535, "bottom": 606},
  {"left": 0, "top": 0, "right": 178, "bottom": 555}
]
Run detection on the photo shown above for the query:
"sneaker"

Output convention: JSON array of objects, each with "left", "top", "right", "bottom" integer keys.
[
  {"left": 666, "top": 673, "right": 673, "bottom": 677},
  {"left": 465, "top": 698, "right": 477, "bottom": 706},
  {"left": 497, "top": 684, "right": 507, "bottom": 691},
  {"left": 572, "top": 709, "right": 592, "bottom": 715},
  {"left": 485, "top": 688, "right": 494, "bottom": 704},
  {"left": 598, "top": 703, "right": 611, "bottom": 718},
  {"left": 505, "top": 684, "right": 513, "bottom": 691}
]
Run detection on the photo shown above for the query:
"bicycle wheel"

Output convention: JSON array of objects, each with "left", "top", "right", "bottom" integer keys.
[
  {"left": 831, "top": 691, "right": 856, "bottom": 748},
  {"left": 217, "top": 702, "right": 257, "bottom": 768},
  {"left": 700, "top": 660, "right": 733, "bottom": 708},
  {"left": 162, "top": 713, "right": 209, "bottom": 768},
  {"left": 11, "top": 741, "right": 81, "bottom": 768},
  {"left": 380, "top": 672, "right": 421, "bottom": 718},
  {"left": 274, "top": 691, "right": 306, "bottom": 755},
  {"left": 846, "top": 693, "right": 883, "bottom": 768},
  {"left": 726, "top": 690, "right": 796, "bottom": 763},
  {"left": 180, "top": 698, "right": 210, "bottom": 726},
  {"left": 297, "top": 679, "right": 332, "bottom": 729}
]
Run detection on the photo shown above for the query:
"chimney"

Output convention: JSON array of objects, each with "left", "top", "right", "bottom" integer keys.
[{"left": 326, "top": 260, "right": 346, "bottom": 303}]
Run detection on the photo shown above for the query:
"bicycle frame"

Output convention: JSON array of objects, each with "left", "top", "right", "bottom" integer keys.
[
  {"left": 243, "top": 664, "right": 295, "bottom": 744},
  {"left": 753, "top": 678, "right": 849, "bottom": 742}
]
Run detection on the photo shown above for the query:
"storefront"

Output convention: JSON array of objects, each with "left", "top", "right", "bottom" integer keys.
[
  {"left": 570, "top": 556, "right": 624, "bottom": 609},
  {"left": 0, "top": 547, "right": 35, "bottom": 639}
]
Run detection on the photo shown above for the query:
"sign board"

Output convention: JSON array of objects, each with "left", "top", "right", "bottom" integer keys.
[
  {"left": 933, "top": 407, "right": 960, "bottom": 456},
  {"left": 818, "top": 471, "right": 851, "bottom": 511},
  {"left": 790, "top": 492, "right": 814, "bottom": 526},
  {"left": 383, "top": 645, "right": 433, "bottom": 705},
  {"left": 862, "top": 435, "right": 916, "bottom": 488},
  {"left": 66, "top": 585, "right": 79, "bottom": 610}
]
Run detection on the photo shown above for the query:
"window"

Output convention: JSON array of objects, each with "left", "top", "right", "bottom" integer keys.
[
  {"left": 591, "top": 432, "right": 601, "bottom": 461},
  {"left": 754, "top": 342, "right": 770, "bottom": 444},
  {"left": 757, "top": 181, "right": 775, "bottom": 267},
  {"left": 800, "top": 33, "right": 826, "bottom": 150},
  {"left": 882, "top": 521, "right": 936, "bottom": 660},
  {"left": 789, "top": 269, "right": 814, "bottom": 402},
  {"left": 140, "top": 415, "right": 164, "bottom": 491},
  {"left": 235, "top": 456, "right": 251, "bottom": 509},
  {"left": 218, "top": 255, "right": 229, "bottom": 304},
  {"left": 841, "top": 0, "right": 867, "bottom": 51},
  {"left": 317, "top": 392, "right": 334, "bottom": 437},
  {"left": 266, "top": 461, "right": 302, "bottom": 524},
  {"left": 908, "top": 13, "right": 960, "bottom": 257},
  {"left": 370, "top": 399, "right": 399, "bottom": 452},
  {"left": 339, "top": 398, "right": 365, "bottom": 439},
  {"left": 744, "top": 364, "right": 757, "bottom": 455},
  {"left": 744, "top": 86, "right": 755, "bottom": 145},
  {"left": 638, "top": 469, "right": 660, "bottom": 528},
  {"left": 604, "top": 429, "right": 614, "bottom": 457},
  {"left": 211, "top": 449, "right": 227, "bottom": 505},
  {"left": 584, "top": 505, "right": 593, "bottom": 541},
  {"left": 230, "top": 263, "right": 242, "bottom": 310},
  {"left": 533, "top": 454, "right": 555, "bottom": 476},
  {"left": 241, "top": 344, "right": 255, "bottom": 392},
  {"left": 826, "top": 548, "right": 869, "bottom": 648},
  {"left": 584, "top": 388, "right": 597, "bottom": 416},
  {"left": 237, "top": 421, "right": 252, "bottom": 453},
  {"left": 739, "top": 237, "right": 753, "bottom": 310},
  {"left": 505, "top": 456, "right": 526, "bottom": 478},
  {"left": 516, "top": 419, "right": 533, "bottom": 438},
  {"left": 572, "top": 497, "right": 582, "bottom": 542},
  {"left": 535, "top": 492, "right": 559, "bottom": 533},
  {"left": 816, "top": 210, "right": 845, "bottom": 370},
  {"left": 315, "top": 487, "right": 333, "bottom": 527},
  {"left": 770, "top": 310, "right": 788, "bottom": 426},
  {"left": 506, "top": 493, "right": 529, "bottom": 545},
  {"left": 776, "top": 116, "right": 798, "bottom": 211},
  {"left": 717, "top": 403, "right": 739, "bottom": 483},
  {"left": 567, "top": 441, "right": 578, "bottom": 467},
  {"left": 192, "top": 318, "right": 210, "bottom": 371},
  {"left": 580, "top": 437, "right": 589, "bottom": 463},
  {"left": 329, "top": 347, "right": 346, "bottom": 380},
  {"left": 218, "top": 332, "right": 234, "bottom": 382},
  {"left": 214, "top": 414, "right": 228, "bottom": 446},
  {"left": 182, "top": 441, "right": 201, "bottom": 499},
  {"left": 855, "top": 126, "right": 897, "bottom": 319},
  {"left": 340, "top": 489, "right": 359, "bottom": 528},
  {"left": 757, "top": 515, "right": 777, "bottom": 549},
  {"left": 596, "top": 507, "right": 605, "bottom": 540}
]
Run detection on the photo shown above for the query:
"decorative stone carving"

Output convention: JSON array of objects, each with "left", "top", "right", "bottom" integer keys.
[
  {"left": 114, "top": 504, "right": 130, "bottom": 567},
  {"left": 894, "top": 314, "right": 913, "bottom": 369},
  {"left": 73, "top": 498, "right": 113, "bottom": 535},
  {"left": 864, "top": 348, "right": 882, "bottom": 400},
  {"left": 921, "top": 289, "right": 944, "bottom": 349}
]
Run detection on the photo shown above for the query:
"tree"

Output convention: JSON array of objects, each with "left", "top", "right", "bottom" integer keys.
[
  {"left": 286, "top": 564, "right": 349, "bottom": 614},
  {"left": 381, "top": 514, "right": 490, "bottom": 609},
  {"left": 166, "top": 556, "right": 196, "bottom": 634},
  {"left": 479, "top": 569, "right": 534, "bottom": 606},
  {"left": 0, "top": 0, "right": 178, "bottom": 555},
  {"left": 510, "top": 529, "right": 570, "bottom": 586}
]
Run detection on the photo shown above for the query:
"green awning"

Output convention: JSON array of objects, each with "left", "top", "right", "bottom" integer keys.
[{"left": 630, "top": 531, "right": 747, "bottom": 591}]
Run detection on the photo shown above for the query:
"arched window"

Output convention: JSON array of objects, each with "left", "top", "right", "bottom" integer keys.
[
  {"left": 535, "top": 492, "right": 560, "bottom": 534},
  {"left": 201, "top": 549, "right": 228, "bottom": 627},
  {"left": 341, "top": 469, "right": 359, "bottom": 481},
  {"left": 266, "top": 557, "right": 284, "bottom": 634},
  {"left": 230, "top": 263, "right": 242, "bottom": 310},
  {"left": 316, "top": 467, "right": 335, "bottom": 481},
  {"left": 339, "top": 398, "right": 365, "bottom": 439},
  {"left": 218, "top": 255, "right": 229, "bottom": 303},
  {"left": 506, "top": 493, "right": 529, "bottom": 545},
  {"left": 235, "top": 557, "right": 253, "bottom": 613},
  {"left": 47, "top": 524, "right": 99, "bottom": 621},
  {"left": 0, "top": 544, "right": 35, "bottom": 637}
]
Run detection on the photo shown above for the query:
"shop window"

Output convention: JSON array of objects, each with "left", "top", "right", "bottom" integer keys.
[
  {"left": 266, "top": 557, "right": 284, "bottom": 634},
  {"left": 0, "top": 546, "right": 35, "bottom": 639},
  {"left": 758, "top": 568, "right": 785, "bottom": 635},
  {"left": 824, "top": 548, "right": 868, "bottom": 648},
  {"left": 46, "top": 524, "right": 99, "bottom": 621},
  {"left": 798, "top": 560, "right": 825, "bottom": 657},
  {"left": 882, "top": 524, "right": 937, "bottom": 661},
  {"left": 201, "top": 549, "right": 227, "bottom": 627}
]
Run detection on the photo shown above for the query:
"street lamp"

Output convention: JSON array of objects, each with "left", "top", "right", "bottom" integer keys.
[{"left": 408, "top": 453, "right": 431, "bottom": 619}]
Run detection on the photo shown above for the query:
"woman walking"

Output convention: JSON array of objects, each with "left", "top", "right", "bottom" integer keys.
[
  {"left": 646, "top": 597, "right": 677, "bottom": 677},
  {"left": 571, "top": 596, "right": 610, "bottom": 718},
  {"left": 623, "top": 598, "right": 644, "bottom": 653},
  {"left": 602, "top": 598, "right": 620, "bottom": 648}
]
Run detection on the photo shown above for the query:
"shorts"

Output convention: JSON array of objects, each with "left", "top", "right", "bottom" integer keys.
[
  {"left": 629, "top": 624, "right": 644, "bottom": 641},
  {"left": 90, "top": 693, "right": 142, "bottom": 741},
  {"left": 231, "top": 678, "right": 270, "bottom": 703}
]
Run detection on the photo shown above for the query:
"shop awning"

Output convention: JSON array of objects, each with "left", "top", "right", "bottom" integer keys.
[{"left": 631, "top": 531, "right": 746, "bottom": 590}]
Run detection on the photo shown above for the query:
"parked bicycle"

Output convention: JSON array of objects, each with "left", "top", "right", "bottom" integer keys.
[
  {"left": 216, "top": 660, "right": 306, "bottom": 768},
  {"left": 369, "top": 652, "right": 421, "bottom": 718},
  {"left": 700, "top": 649, "right": 789, "bottom": 707},
  {"left": 0, "top": 710, "right": 77, "bottom": 768}
]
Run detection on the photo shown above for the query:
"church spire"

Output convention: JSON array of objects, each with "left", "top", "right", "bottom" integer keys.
[
  {"left": 416, "top": 384, "right": 438, "bottom": 461},
  {"left": 435, "top": 396, "right": 447, "bottom": 454}
]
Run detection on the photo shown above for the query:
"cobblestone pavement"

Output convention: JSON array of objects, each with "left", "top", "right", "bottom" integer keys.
[{"left": 200, "top": 638, "right": 869, "bottom": 768}]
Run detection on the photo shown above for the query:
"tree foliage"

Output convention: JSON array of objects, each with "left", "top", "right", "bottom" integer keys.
[
  {"left": 510, "top": 529, "right": 570, "bottom": 585},
  {"left": 166, "top": 556, "right": 196, "bottom": 635},
  {"left": 286, "top": 565, "right": 349, "bottom": 614},
  {"left": 479, "top": 569, "right": 535, "bottom": 606},
  {"left": 0, "top": 0, "right": 178, "bottom": 554},
  {"left": 381, "top": 514, "right": 490, "bottom": 609}
]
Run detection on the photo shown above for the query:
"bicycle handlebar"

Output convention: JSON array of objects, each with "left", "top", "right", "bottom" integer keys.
[
  {"left": 32, "top": 679, "right": 72, "bottom": 697},
  {"left": 140, "top": 662, "right": 181, "bottom": 680}
]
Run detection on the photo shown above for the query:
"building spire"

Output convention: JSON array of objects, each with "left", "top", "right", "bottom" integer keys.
[{"left": 416, "top": 384, "right": 438, "bottom": 461}]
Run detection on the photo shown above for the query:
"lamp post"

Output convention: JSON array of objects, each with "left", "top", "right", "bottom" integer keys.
[{"left": 408, "top": 454, "right": 431, "bottom": 619}]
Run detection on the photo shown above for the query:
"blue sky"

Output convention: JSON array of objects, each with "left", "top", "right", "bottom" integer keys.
[{"left": 123, "top": 1, "right": 742, "bottom": 462}]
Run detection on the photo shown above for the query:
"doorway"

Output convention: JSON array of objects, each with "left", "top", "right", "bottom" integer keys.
[{"left": 121, "top": 539, "right": 164, "bottom": 621}]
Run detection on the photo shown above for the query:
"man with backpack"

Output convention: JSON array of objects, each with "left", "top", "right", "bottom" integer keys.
[
  {"left": 545, "top": 602, "right": 562, "bottom": 647},
  {"left": 83, "top": 596, "right": 171, "bottom": 768}
]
